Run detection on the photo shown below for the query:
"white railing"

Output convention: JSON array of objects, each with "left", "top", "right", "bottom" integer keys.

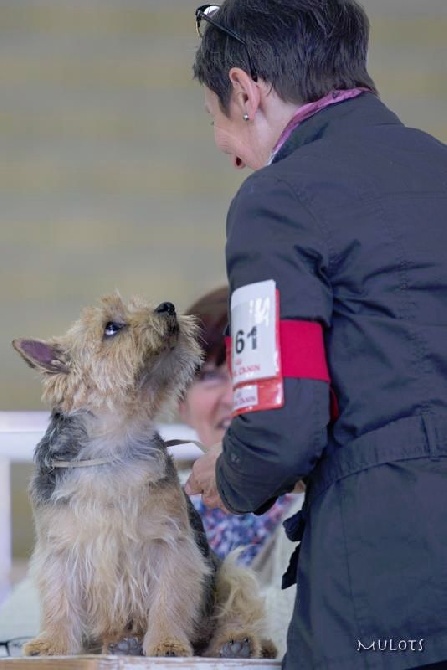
[{"left": 0, "top": 412, "right": 202, "bottom": 605}]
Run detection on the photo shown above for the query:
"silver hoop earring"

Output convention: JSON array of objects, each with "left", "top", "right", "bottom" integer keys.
[{"left": 243, "top": 113, "right": 249, "bottom": 121}]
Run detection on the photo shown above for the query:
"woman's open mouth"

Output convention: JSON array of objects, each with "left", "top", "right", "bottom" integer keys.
[{"left": 233, "top": 156, "right": 246, "bottom": 169}]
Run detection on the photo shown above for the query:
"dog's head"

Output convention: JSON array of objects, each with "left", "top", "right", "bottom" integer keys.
[{"left": 12, "top": 293, "right": 202, "bottom": 418}]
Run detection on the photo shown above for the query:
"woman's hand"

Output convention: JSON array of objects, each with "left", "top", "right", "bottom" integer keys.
[{"left": 184, "top": 442, "right": 229, "bottom": 512}]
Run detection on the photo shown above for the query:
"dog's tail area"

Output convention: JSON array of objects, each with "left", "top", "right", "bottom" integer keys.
[{"left": 209, "top": 548, "right": 278, "bottom": 659}]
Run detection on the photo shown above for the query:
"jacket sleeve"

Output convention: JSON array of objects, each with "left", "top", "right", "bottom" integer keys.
[{"left": 217, "top": 172, "right": 333, "bottom": 514}]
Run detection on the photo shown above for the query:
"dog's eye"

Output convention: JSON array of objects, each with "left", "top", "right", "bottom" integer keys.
[{"left": 104, "top": 321, "right": 124, "bottom": 338}]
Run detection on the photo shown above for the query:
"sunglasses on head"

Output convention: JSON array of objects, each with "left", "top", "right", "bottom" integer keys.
[{"left": 195, "top": 4, "right": 257, "bottom": 81}]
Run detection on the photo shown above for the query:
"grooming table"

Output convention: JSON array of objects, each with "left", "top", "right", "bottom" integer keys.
[{"left": 0, "top": 656, "right": 281, "bottom": 669}]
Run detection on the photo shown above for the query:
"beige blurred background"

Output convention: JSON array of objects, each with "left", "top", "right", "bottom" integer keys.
[{"left": 2, "top": 0, "right": 446, "bottom": 562}]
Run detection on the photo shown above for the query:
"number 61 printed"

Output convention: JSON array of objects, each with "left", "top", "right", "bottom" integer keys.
[{"left": 234, "top": 326, "right": 257, "bottom": 354}]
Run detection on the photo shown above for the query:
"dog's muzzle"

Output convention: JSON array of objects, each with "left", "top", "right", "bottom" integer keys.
[
  {"left": 154, "top": 302, "right": 179, "bottom": 347},
  {"left": 154, "top": 302, "right": 176, "bottom": 316}
]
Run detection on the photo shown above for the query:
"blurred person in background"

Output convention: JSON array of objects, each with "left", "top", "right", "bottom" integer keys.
[
  {"left": 179, "top": 285, "right": 302, "bottom": 655},
  {"left": 186, "top": 1, "right": 447, "bottom": 669}
]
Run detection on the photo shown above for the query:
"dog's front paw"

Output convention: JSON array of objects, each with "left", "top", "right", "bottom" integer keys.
[
  {"left": 23, "top": 636, "right": 71, "bottom": 656},
  {"left": 144, "top": 639, "right": 193, "bottom": 657}
]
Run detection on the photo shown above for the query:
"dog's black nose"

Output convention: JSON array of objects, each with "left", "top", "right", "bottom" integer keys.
[{"left": 155, "top": 302, "right": 176, "bottom": 315}]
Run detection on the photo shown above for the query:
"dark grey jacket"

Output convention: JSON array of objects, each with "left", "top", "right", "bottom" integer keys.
[{"left": 217, "top": 92, "right": 447, "bottom": 669}]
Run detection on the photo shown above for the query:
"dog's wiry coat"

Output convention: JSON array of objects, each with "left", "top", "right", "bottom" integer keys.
[{"left": 12, "top": 294, "right": 275, "bottom": 659}]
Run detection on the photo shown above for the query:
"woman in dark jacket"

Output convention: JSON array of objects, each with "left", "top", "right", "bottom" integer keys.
[{"left": 185, "top": 1, "right": 447, "bottom": 668}]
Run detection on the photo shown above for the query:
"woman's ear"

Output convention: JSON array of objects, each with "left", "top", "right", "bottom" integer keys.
[{"left": 229, "top": 67, "right": 261, "bottom": 121}]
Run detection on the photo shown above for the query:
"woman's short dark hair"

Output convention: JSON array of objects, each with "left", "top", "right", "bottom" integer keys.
[
  {"left": 185, "top": 286, "right": 228, "bottom": 367},
  {"left": 193, "top": 0, "right": 377, "bottom": 114}
]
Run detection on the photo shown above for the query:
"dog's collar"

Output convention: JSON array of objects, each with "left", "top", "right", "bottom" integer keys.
[
  {"left": 49, "top": 439, "right": 205, "bottom": 470},
  {"left": 164, "top": 438, "right": 205, "bottom": 452},
  {"left": 50, "top": 457, "right": 115, "bottom": 469}
]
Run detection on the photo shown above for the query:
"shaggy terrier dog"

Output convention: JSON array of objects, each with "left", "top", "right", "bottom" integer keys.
[{"left": 13, "top": 294, "right": 276, "bottom": 659}]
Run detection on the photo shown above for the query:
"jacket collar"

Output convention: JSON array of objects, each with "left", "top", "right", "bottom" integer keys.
[{"left": 271, "top": 92, "right": 402, "bottom": 164}]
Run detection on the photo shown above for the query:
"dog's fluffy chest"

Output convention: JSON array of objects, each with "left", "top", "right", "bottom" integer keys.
[
  {"left": 32, "top": 412, "right": 169, "bottom": 506},
  {"left": 32, "top": 414, "right": 190, "bottom": 568},
  {"left": 40, "top": 460, "right": 186, "bottom": 544}
]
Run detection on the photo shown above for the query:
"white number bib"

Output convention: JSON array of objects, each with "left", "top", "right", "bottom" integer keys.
[{"left": 230, "top": 280, "right": 284, "bottom": 416}]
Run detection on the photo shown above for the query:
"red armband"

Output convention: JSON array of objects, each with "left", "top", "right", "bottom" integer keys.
[
  {"left": 226, "top": 320, "right": 337, "bottom": 418},
  {"left": 279, "top": 320, "right": 330, "bottom": 381}
]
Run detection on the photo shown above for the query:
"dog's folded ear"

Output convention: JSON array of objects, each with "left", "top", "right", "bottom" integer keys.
[{"left": 12, "top": 338, "right": 69, "bottom": 374}]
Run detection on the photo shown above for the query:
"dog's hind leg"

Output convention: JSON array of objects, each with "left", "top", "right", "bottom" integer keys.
[
  {"left": 203, "top": 552, "right": 277, "bottom": 660},
  {"left": 142, "top": 538, "right": 210, "bottom": 657}
]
